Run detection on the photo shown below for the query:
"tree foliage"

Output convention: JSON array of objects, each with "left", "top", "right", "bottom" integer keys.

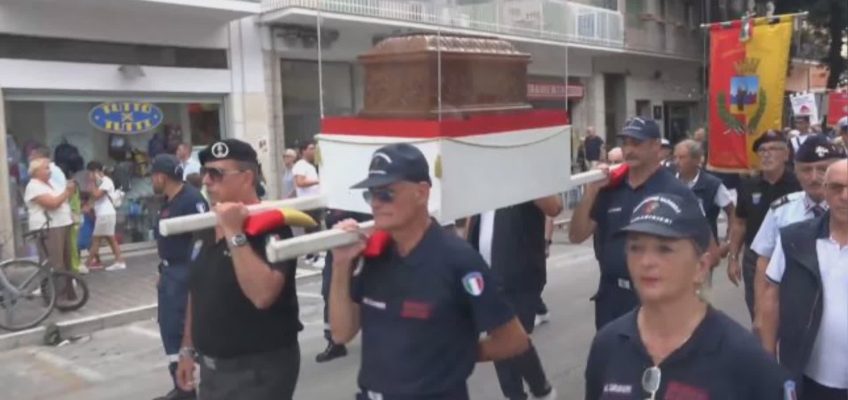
[{"left": 771, "top": 0, "right": 847, "bottom": 88}]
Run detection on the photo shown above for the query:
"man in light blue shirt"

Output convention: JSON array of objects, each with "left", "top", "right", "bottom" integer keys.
[{"left": 176, "top": 143, "right": 201, "bottom": 180}]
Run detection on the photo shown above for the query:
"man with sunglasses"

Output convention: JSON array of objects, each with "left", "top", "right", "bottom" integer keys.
[
  {"left": 329, "top": 143, "right": 531, "bottom": 400},
  {"left": 759, "top": 159, "right": 848, "bottom": 399},
  {"left": 569, "top": 117, "right": 707, "bottom": 331},
  {"left": 750, "top": 136, "right": 843, "bottom": 323},
  {"left": 175, "top": 139, "right": 302, "bottom": 400},
  {"left": 727, "top": 130, "right": 800, "bottom": 320}
]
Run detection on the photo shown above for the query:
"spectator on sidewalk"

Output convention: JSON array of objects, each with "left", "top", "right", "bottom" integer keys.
[
  {"left": 28, "top": 145, "right": 66, "bottom": 191},
  {"left": 293, "top": 140, "right": 324, "bottom": 267},
  {"left": 176, "top": 143, "right": 201, "bottom": 182},
  {"left": 584, "top": 126, "right": 604, "bottom": 168},
  {"left": 281, "top": 149, "right": 297, "bottom": 199},
  {"left": 607, "top": 147, "right": 624, "bottom": 164},
  {"left": 85, "top": 161, "right": 125, "bottom": 271},
  {"left": 25, "top": 157, "right": 77, "bottom": 302},
  {"left": 151, "top": 154, "right": 208, "bottom": 400}
]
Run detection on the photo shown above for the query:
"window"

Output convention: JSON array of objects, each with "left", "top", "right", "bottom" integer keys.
[{"left": 0, "top": 34, "right": 228, "bottom": 69}]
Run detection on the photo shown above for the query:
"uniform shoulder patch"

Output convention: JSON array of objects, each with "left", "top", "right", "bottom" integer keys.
[
  {"left": 462, "top": 272, "right": 485, "bottom": 296},
  {"left": 770, "top": 191, "right": 803, "bottom": 210}
]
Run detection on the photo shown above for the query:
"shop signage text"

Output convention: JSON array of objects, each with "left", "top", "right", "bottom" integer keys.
[
  {"left": 89, "top": 102, "right": 163, "bottom": 134},
  {"left": 527, "top": 83, "right": 584, "bottom": 100}
]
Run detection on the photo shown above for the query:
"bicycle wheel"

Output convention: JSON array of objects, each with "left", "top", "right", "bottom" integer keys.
[
  {"left": 0, "top": 259, "right": 56, "bottom": 331},
  {"left": 53, "top": 270, "right": 89, "bottom": 312}
]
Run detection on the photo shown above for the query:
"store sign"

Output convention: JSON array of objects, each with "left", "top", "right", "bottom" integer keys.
[
  {"left": 527, "top": 83, "right": 584, "bottom": 100},
  {"left": 89, "top": 102, "right": 163, "bottom": 134}
]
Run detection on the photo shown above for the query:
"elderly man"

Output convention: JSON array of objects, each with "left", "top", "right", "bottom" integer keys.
[
  {"left": 606, "top": 147, "right": 623, "bottom": 164},
  {"left": 583, "top": 126, "right": 604, "bottom": 167},
  {"left": 674, "top": 139, "right": 735, "bottom": 242},
  {"left": 758, "top": 159, "right": 848, "bottom": 399}
]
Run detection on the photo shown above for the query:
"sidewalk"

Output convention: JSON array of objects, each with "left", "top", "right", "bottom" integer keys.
[{"left": 0, "top": 248, "right": 324, "bottom": 351}]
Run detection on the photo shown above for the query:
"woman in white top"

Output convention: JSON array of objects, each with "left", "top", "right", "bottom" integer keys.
[
  {"left": 25, "top": 158, "right": 77, "bottom": 300},
  {"left": 85, "top": 161, "right": 125, "bottom": 271}
]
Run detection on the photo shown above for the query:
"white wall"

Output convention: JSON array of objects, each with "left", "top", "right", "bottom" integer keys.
[
  {"left": 0, "top": 59, "right": 232, "bottom": 94},
  {"left": 0, "top": 1, "right": 230, "bottom": 48}
]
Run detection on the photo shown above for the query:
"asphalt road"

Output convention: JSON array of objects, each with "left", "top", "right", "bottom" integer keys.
[{"left": 0, "top": 231, "right": 751, "bottom": 400}]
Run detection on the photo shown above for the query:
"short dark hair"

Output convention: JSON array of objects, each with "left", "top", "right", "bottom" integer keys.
[
  {"left": 86, "top": 161, "right": 104, "bottom": 172},
  {"left": 298, "top": 140, "right": 316, "bottom": 152}
]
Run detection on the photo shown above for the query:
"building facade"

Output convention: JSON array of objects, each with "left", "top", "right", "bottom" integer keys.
[{"left": 0, "top": 0, "right": 268, "bottom": 258}]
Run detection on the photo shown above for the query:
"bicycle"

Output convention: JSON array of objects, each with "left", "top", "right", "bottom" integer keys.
[{"left": 0, "top": 222, "right": 90, "bottom": 331}]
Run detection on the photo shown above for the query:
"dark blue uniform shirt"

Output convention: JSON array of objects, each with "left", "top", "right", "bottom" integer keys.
[
  {"left": 154, "top": 185, "right": 208, "bottom": 264},
  {"left": 352, "top": 221, "right": 515, "bottom": 399},
  {"left": 585, "top": 307, "right": 793, "bottom": 400},
  {"left": 590, "top": 168, "right": 701, "bottom": 279}
]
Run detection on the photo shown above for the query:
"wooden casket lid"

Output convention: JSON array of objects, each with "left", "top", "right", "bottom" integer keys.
[{"left": 359, "top": 33, "right": 530, "bottom": 61}]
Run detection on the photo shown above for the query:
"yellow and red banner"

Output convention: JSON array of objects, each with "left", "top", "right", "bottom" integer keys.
[{"left": 708, "top": 16, "right": 793, "bottom": 172}]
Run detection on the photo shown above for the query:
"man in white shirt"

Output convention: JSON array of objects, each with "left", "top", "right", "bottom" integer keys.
[
  {"left": 176, "top": 143, "right": 201, "bottom": 181},
  {"left": 85, "top": 161, "right": 125, "bottom": 271},
  {"left": 293, "top": 140, "right": 324, "bottom": 266},
  {"left": 281, "top": 148, "right": 297, "bottom": 199},
  {"left": 758, "top": 160, "right": 848, "bottom": 400}
]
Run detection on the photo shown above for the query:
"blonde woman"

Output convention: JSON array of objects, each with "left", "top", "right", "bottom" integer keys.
[{"left": 24, "top": 157, "right": 77, "bottom": 301}]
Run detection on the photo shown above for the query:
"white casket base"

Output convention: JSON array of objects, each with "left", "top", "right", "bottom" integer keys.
[{"left": 317, "top": 122, "right": 572, "bottom": 223}]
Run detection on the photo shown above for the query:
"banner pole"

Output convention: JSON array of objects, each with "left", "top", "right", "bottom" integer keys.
[{"left": 698, "top": 11, "right": 807, "bottom": 29}]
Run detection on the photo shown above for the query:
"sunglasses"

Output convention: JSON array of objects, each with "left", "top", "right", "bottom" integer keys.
[
  {"left": 200, "top": 166, "right": 244, "bottom": 182},
  {"left": 362, "top": 188, "right": 395, "bottom": 204},
  {"left": 642, "top": 366, "right": 661, "bottom": 400}
]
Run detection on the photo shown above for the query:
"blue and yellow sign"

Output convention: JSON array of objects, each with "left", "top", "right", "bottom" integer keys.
[{"left": 89, "top": 102, "right": 163, "bottom": 134}]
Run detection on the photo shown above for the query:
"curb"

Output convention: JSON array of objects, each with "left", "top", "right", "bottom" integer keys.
[{"left": 0, "top": 269, "right": 323, "bottom": 352}]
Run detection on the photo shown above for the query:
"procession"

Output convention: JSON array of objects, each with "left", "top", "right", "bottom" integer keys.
[{"left": 1, "top": 1, "right": 848, "bottom": 399}]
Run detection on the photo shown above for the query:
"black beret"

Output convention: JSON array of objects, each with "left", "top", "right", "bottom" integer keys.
[
  {"left": 752, "top": 131, "right": 786, "bottom": 152},
  {"left": 199, "top": 139, "right": 258, "bottom": 166},
  {"left": 795, "top": 135, "right": 843, "bottom": 163}
]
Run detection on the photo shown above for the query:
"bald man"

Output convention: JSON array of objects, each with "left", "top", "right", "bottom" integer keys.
[{"left": 607, "top": 147, "right": 623, "bottom": 164}]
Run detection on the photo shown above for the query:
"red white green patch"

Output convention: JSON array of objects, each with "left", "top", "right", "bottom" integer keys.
[{"left": 462, "top": 272, "right": 485, "bottom": 296}]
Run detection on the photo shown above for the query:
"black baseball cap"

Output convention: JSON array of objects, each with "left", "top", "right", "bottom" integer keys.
[
  {"left": 795, "top": 134, "right": 844, "bottom": 162},
  {"left": 618, "top": 193, "right": 712, "bottom": 251},
  {"left": 618, "top": 117, "right": 661, "bottom": 141},
  {"left": 150, "top": 154, "right": 183, "bottom": 180},
  {"left": 351, "top": 143, "right": 431, "bottom": 189},
  {"left": 198, "top": 139, "right": 258, "bottom": 166},
  {"left": 752, "top": 130, "right": 786, "bottom": 152}
]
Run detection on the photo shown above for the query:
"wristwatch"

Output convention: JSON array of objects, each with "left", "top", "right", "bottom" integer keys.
[
  {"left": 228, "top": 233, "right": 248, "bottom": 248},
  {"left": 179, "top": 346, "right": 196, "bottom": 360}
]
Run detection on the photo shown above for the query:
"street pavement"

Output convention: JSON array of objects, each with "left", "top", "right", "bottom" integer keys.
[{"left": 0, "top": 228, "right": 751, "bottom": 400}]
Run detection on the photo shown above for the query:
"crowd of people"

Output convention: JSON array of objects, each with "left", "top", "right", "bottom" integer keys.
[
  {"left": 142, "top": 109, "right": 848, "bottom": 400},
  {"left": 17, "top": 111, "right": 846, "bottom": 400}
]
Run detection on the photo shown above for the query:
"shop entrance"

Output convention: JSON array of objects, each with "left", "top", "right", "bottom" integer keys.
[{"left": 4, "top": 95, "right": 225, "bottom": 257}]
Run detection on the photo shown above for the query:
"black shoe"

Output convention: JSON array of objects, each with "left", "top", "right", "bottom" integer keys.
[
  {"left": 315, "top": 342, "right": 347, "bottom": 363},
  {"left": 153, "top": 388, "right": 196, "bottom": 400}
]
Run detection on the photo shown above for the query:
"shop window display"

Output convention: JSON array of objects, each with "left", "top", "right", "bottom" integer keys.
[{"left": 5, "top": 100, "right": 222, "bottom": 255}]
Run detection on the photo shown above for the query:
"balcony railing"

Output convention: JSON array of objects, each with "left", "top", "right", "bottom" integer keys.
[{"left": 263, "top": 0, "right": 624, "bottom": 48}]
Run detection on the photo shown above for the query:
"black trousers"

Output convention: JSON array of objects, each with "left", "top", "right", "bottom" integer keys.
[
  {"left": 801, "top": 375, "right": 848, "bottom": 400},
  {"left": 593, "top": 279, "right": 639, "bottom": 331},
  {"left": 741, "top": 248, "right": 758, "bottom": 320},
  {"left": 198, "top": 344, "right": 300, "bottom": 400},
  {"left": 494, "top": 292, "right": 550, "bottom": 400}
]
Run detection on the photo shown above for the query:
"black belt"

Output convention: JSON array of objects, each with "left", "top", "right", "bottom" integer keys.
[
  {"left": 197, "top": 343, "right": 297, "bottom": 372},
  {"left": 600, "top": 276, "right": 633, "bottom": 291}
]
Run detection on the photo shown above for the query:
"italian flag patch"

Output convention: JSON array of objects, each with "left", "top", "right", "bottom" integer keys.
[{"left": 462, "top": 272, "right": 485, "bottom": 296}]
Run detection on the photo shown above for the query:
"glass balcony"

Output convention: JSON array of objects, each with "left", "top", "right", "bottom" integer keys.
[{"left": 263, "top": 0, "right": 624, "bottom": 48}]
